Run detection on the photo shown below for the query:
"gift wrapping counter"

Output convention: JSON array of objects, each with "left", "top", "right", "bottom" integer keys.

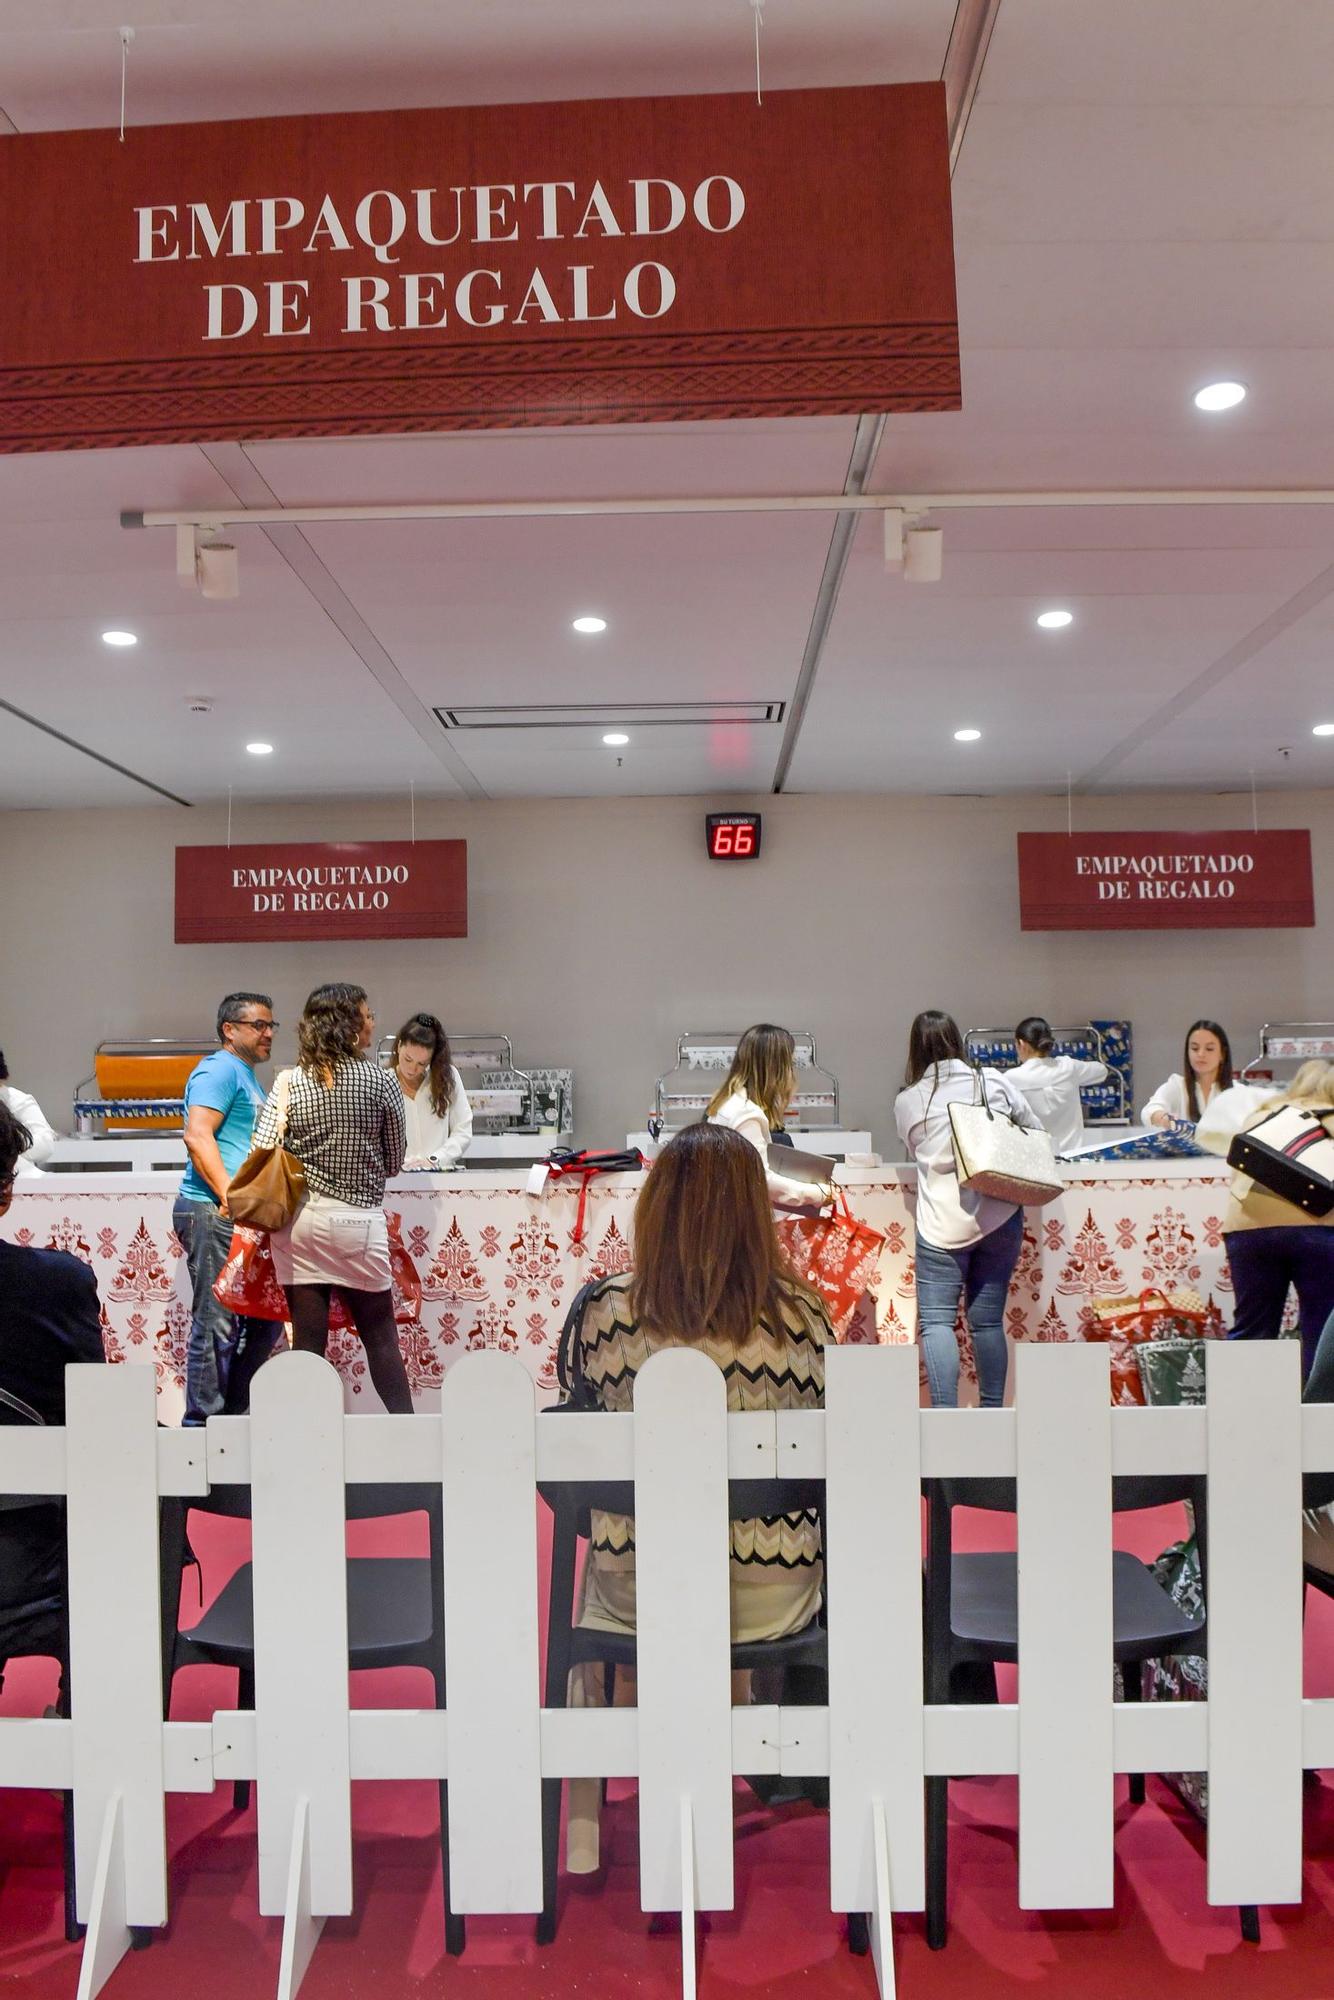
[{"left": 1, "top": 1159, "right": 1238, "bottom": 1422}]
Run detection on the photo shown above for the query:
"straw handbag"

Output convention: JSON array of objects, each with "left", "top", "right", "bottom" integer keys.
[{"left": 227, "top": 1068, "right": 306, "bottom": 1232}]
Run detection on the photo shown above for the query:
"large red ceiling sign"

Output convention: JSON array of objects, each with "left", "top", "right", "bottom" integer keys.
[
  {"left": 175, "top": 841, "right": 467, "bottom": 942},
  {"left": 1017, "top": 831, "right": 1315, "bottom": 931},
  {"left": 0, "top": 84, "right": 958, "bottom": 451}
]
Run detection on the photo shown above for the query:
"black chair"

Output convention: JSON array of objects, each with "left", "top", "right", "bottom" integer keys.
[
  {"left": 923, "top": 1472, "right": 1260, "bottom": 1948},
  {"left": 535, "top": 1469, "right": 868, "bottom": 1953},
  {"left": 161, "top": 1477, "right": 465, "bottom": 1956}
]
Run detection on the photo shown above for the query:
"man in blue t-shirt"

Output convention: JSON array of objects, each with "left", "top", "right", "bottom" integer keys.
[{"left": 172, "top": 992, "right": 278, "bottom": 1426}]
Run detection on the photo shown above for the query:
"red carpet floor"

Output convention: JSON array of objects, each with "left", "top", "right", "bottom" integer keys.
[{"left": 3, "top": 1505, "right": 1333, "bottom": 1998}]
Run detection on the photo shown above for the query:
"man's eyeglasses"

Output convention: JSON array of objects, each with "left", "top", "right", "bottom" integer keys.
[{"left": 239, "top": 1019, "right": 278, "bottom": 1032}]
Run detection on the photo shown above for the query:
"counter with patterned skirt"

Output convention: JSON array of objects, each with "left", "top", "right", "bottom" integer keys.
[{"left": 1, "top": 1160, "right": 1238, "bottom": 1419}]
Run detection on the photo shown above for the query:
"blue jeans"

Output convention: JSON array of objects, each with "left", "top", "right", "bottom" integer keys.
[
  {"left": 1225, "top": 1226, "right": 1334, "bottom": 1380},
  {"left": 914, "top": 1208, "right": 1024, "bottom": 1408},
  {"left": 173, "top": 1196, "right": 279, "bottom": 1426}
]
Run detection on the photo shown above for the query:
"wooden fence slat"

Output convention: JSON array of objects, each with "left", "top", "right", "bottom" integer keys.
[
  {"left": 634, "top": 1349, "right": 734, "bottom": 1910},
  {"left": 250, "top": 1354, "right": 351, "bottom": 1918},
  {"left": 1016, "top": 1343, "right": 1113, "bottom": 1908},
  {"left": 442, "top": 1356, "right": 543, "bottom": 1910},
  {"left": 65, "top": 1364, "right": 167, "bottom": 1926},
  {"left": 1206, "top": 1340, "right": 1303, "bottom": 1905},
  {"left": 826, "top": 1346, "right": 924, "bottom": 1912}
]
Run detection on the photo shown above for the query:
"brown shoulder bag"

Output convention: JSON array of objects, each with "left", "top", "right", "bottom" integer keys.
[{"left": 228, "top": 1068, "right": 307, "bottom": 1232}]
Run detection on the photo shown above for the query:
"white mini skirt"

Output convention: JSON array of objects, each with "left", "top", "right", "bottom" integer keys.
[{"left": 270, "top": 1190, "right": 392, "bottom": 1292}]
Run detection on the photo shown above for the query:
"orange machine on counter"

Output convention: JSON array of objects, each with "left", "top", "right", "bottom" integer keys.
[{"left": 74, "top": 1039, "right": 214, "bottom": 1133}]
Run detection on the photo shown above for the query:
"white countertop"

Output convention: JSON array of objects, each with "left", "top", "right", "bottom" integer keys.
[{"left": 11, "top": 1155, "right": 1230, "bottom": 1200}]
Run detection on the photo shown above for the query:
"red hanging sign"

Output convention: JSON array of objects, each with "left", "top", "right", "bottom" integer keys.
[
  {"left": 175, "top": 840, "right": 467, "bottom": 942},
  {"left": 0, "top": 84, "right": 958, "bottom": 452},
  {"left": 1017, "top": 831, "right": 1315, "bottom": 931}
]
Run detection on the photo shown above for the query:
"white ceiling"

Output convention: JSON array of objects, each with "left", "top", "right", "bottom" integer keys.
[{"left": 1, "top": 0, "right": 1333, "bottom": 809}]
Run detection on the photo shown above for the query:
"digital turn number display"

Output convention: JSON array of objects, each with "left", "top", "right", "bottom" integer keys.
[{"left": 706, "top": 812, "right": 762, "bottom": 860}]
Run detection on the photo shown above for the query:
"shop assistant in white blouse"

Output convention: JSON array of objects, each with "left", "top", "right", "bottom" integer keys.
[
  {"left": 401, "top": 1066, "right": 473, "bottom": 1169},
  {"left": 1008, "top": 1053, "right": 1107, "bottom": 1154}
]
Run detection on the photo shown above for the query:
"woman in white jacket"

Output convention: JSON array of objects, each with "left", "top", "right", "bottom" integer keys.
[
  {"left": 707, "top": 1023, "right": 833, "bottom": 1210},
  {"left": 1008, "top": 1016, "right": 1108, "bottom": 1155},
  {"left": 0, "top": 1047, "right": 57, "bottom": 1177},
  {"left": 390, "top": 1013, "right": 473, "bottom": 1169},
  {"left": 1142, "top": 1019, "right": 1234, "bottom": 1129},
  {"left": 894, "top": 1010, "right": 1042, "bottom": 1409}
]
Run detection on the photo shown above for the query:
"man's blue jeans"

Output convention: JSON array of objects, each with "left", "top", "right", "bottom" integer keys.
[
  {"left": 172, "top": 1196, "right": 277, "bottom": 1426},
  {"left": 913, "top": 1209, "right": 1024, "bottom": 1408}
]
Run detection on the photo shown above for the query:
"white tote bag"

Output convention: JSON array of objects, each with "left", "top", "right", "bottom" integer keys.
[{"left": 948, "top": 1070, "right": 1064, "bottom": 1208}]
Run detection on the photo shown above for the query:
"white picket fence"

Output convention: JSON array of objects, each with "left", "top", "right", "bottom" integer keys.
[{"left": 0, "top": 1340, "right": 1330, "bottom": 2000}]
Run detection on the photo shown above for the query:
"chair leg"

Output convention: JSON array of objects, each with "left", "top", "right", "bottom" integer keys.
[
  {"left": 1122, "top": 1659, "right": 1146, "bottom": 1805},
  {"left": 233, "top": 1666, "right": 255, "bottom": 1812},
  {"left": 1240, "top": 1904, "right": 1261, "bottom": 1943},
  {"left": 536, "top": 1778, "right": 561, "bottom": 1946},
  {"left": 439, "top": 1780, "right": 466, "bottom": 1955},
  {"left": 925, "top": 1774, "right": 948, "bottom": 1950},
  {"left": 847, "top": 1911, "right": 870, "bottom": 1955},
  {"left": 535, "top": 1497, "right": 580, "bottom": 1947},
  {"left": 62, "top": 1789, "right": 84, "bottom": 1943}
]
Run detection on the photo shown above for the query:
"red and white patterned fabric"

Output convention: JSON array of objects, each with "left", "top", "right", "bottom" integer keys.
[{"left": 1, "top": 1164, "right": 1242, "bottom": 1418}]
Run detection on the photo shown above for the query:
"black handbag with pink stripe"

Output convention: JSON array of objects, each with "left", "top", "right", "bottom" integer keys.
[{"left": 1227, "top": 1103, "right": 1334, "bottom": 1217}]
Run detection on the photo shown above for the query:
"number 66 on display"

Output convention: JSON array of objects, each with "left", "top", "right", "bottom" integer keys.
[{"left": 705, "top": 812, "right": 762, "bottom": 861}]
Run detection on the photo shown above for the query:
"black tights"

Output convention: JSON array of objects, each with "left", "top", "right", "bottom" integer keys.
[{"left": 287, "top": 1284, "right": 413, "bottom": 1414}]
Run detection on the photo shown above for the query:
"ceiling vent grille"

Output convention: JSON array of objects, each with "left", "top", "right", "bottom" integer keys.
[{"left": 435, "top": 700, "right": 785, "bottom": 731}]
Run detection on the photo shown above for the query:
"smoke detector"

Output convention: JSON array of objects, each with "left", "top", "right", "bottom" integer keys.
[{"left": 184, "top": 695, "right": 215, "bottom": 715}]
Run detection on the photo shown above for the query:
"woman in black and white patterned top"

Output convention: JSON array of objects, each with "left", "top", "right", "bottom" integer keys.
[{"left": 255, "top": 982, "right": 412, "bottom": 1412}]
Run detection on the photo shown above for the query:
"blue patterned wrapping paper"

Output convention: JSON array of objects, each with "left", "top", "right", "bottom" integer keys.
[{"left": 1057, "top": 1127, "right": 1210, "bottom": 1164}]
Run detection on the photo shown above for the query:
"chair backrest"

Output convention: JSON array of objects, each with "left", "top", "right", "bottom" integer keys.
[
  {"left": 345, "top": 1480, "right": 442, "bottom": 1523},
  {"left": 180, "top": 1478, "right": 442, "bottom": 1524},
  {"left": 931, "top": 1473, "right": 1203, "bottom": 1516}
]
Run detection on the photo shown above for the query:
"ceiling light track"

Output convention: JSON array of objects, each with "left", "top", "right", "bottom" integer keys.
[
  {"left": 878, "top": 488, "right": 1334, "bottom": 511},
  {"left": 123, "top": 486, "right": 1334, "bottom": 538}
]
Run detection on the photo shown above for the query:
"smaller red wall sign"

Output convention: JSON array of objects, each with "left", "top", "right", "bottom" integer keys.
[
  {"left": 175, "top": 840, "right": 467, "bottom": 942},
  {"left": 1017, "top": 830, "right": 1314, "bottom": 931}
]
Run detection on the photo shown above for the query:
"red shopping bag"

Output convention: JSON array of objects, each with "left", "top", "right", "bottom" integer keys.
[
  {"left": 775, "top": 1192, "right": 887, "bottom": 1334},
  {"left": 1087, "top": 1287, "right": 1219, "bottom": 1406},
  {"left": 330, "top": 1213, "right": 423, "bottom": 1330},
  {"left": 212, "top": 1225, "right": 290, "bottom": 1322}
]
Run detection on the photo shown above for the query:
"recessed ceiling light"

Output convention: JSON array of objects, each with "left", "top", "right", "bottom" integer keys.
[
  {"left": 1194, "top": 380, "right": 1247, "bottom": 412},
  {"left": 572, "top": 615, "right": 607, "bottom": 634},
  {"left": 953, "top": 728, "right": 982, "bottom": 743},
  {"left": 1314, "top": 723, "right": 1334, "bottom": 737},
  {"left": 246, "top": 741, "right": 274, "bottom": 756},
  {"left": 602, "top": 731, "right": 629, "bottom": 747},
  {"left": 101, "top": 629, "right": 138, "bottom": 647},
  {"left": 1036, "top": 609, "right": 1073, "bottom": 630}
]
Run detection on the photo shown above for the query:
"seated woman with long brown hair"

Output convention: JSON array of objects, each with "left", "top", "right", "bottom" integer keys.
[{"left": 557, "top": 1119, "right": 835, "bottom": 1868}]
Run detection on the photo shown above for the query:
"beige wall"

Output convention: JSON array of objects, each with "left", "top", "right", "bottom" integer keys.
[{"left": 2, "top": 789, "right": 1332, "bottom": 1155}]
